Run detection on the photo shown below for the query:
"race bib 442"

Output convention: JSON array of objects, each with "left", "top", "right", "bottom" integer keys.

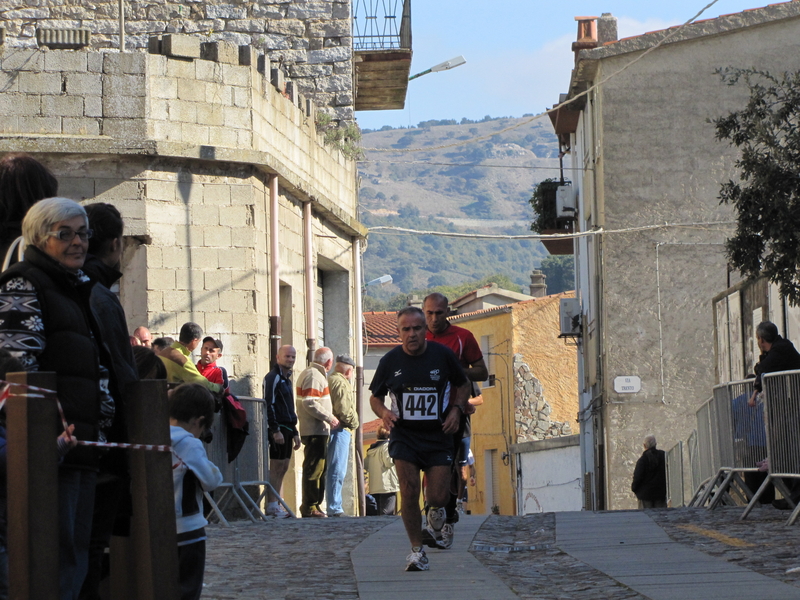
[{"left": 402, "top": 386, "right": 440, "bottom": 421}]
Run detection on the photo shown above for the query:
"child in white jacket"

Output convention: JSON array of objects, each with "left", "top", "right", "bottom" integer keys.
[{"left": 170, "top": 383, "right": 223, "bottom": 600}]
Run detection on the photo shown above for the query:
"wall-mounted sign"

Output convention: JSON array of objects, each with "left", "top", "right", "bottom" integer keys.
[{"left": 613, "top": 376, "right": 641, "bottom": 394}]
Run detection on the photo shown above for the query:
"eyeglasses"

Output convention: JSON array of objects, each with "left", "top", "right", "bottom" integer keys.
[{"left": 46, "top": 228, "right": 93, "bottom": 243}]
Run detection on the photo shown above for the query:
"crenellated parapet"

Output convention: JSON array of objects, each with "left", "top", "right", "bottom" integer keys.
[
  {"left": 0, "top": 0, "right": 354, "bottom": 120},
  {"left": 0, "top": 37, "right": 359, "bottom": 234}
]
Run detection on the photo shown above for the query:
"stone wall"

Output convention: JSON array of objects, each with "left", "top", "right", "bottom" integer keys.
[
  {"left": 0, "top": 0, "right": 354, "bottom": 120},
  {"left": 568, "top": 4, "right": 800, "bottom": 509},
  {"left": 0, "top": 42, "right": 363, "bottom": 513},
  {"left": 0, "top": 43, "right": 358, "bottom": 222},
  {"left": 513, "top": 354, "right": 572, "bottom": 443}
]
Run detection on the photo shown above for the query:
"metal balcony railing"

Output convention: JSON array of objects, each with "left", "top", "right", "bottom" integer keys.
[{"left": 353, "top": 0, "right": 411, "bottom": 51}]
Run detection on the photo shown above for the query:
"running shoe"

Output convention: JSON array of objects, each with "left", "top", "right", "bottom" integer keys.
[
  {"left": 440, "top": 523, "right": 454, "bottom": 549},
  {"left": 405, "top": 547, "right": 429, "bottom": 571},
  {"left": 424, "top": 506, "right": 446, "bottom": 547},
  {"left": 266, "top": 505, "right": 289, "bottom": 518}
]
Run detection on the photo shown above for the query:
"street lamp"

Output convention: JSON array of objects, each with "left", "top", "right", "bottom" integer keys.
[
  {"left": 364, "top": 274, "right": 393, "bottom": 289},
  {"left": 408, "top": 55, "right": 467, "bottom": 81}
]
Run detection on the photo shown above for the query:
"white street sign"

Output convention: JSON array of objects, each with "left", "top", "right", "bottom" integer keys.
[{"left": 613, "top": 376, "right": 641, "bottom": 394}]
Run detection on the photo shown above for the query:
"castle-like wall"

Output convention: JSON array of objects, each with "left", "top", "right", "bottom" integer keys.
[
  {"left": 0, "top": 0, "right": 353, "bottom": 120},
  {"left": 0, "top": 43, "right": 358, "bottom": 222},
  {"left": 0, "top": 42, "right": 361, "bottom": 393}
]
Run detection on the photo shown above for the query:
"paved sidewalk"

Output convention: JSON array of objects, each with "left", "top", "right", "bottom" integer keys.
[
  {"left": 351, "top": 514, "right": 518, "bottom": 600},
  {"left": 556, "top": 511, "right": 800, "bottom": 600},
  {"left": 203, "top": 507, "right": 800, "bottom": 599}
]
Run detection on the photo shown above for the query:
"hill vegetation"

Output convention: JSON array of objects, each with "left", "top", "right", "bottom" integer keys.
[{"left": 358, "top": 114, "right": 571, "bottom": 301}]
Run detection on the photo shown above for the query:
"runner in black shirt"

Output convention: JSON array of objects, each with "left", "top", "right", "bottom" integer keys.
[{"left": 369, "top": 307, "right": 470, "bottom": 571}]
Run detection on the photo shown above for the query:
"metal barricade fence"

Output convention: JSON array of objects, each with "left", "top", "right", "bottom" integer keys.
[
  {"left": 695, "top": 398, "right": 715, "bottom": 485},
  {"left": 666, "top": 440, "right": 684, "bottom": 507},
  {"left": 688, "top": 429, "right": 700, "bottom": 494},
  {"left": 204, "top": 395, "right": 276, "bottom": 524},
  {"left": 763, "top": 370, "right": 800, "bottom": 477},
  {"left": 710, "top": 386, "right": 735, "bottom": 470},
  {"left": 691, "top": 381, "right": 761, "bottom": 508},
  {"left": 726, "top": 379, "right": 763, "bottom": 470},
  {"left": 740, "top": 370, "right": 800, "bottom": 524}
]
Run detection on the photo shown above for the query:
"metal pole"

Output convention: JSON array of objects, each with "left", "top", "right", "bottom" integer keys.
[
  {"left": 353, "top": 238, "right": 366, "bottom": 516},
  {"left": 269, "top": 175, "right": 281, "bottom": 366},
  {"left": 303, "top": 201, "right": 316, "bottom": 363}
]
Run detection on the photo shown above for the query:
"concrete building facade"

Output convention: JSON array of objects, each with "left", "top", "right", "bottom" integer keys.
[
  {"left": 552, "top": 3, "right": 800, "bottom": 509},
  {"left": 0, "top": 36, "right": 364, "bottom": 512},
  {"left": 450, "top": 293, "right": 578, "bottom": 515}
]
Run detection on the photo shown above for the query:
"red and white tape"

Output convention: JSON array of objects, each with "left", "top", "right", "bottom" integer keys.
[{"left": 0, "top": 380, "right": 172, "bottom": 453}]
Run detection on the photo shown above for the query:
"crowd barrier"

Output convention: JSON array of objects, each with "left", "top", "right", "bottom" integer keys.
[
  {"left": 203, "top": 395, "right": 293, "bottom": 524},
  {"left": 666, "top": 440, "right": 684, "bottom": 507},
  {"left": 687, "top": 429, "right": 700, "bottom": 496},
  {"left": 741, "top": 369, "right": 800, "bottom": 524},
  {"left": 689, "top": 380, "right": 760, "bottom": 509}
]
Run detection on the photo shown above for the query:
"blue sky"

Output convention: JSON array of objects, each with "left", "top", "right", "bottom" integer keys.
[{"left": 354, "top": 0, "right": 766, "bottom": 130}]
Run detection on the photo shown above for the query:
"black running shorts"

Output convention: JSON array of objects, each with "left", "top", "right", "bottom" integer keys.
[
  {"left": 388, "top": 425, "right": 454, "bottom": 470},
  {"left": 269, "top": 429, "right": 295, "bottom": 460}
]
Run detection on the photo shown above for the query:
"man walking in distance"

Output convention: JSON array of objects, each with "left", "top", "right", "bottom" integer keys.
[
  {"left": 326, "top": 355, "right": 359, "bottom": 516},
  {"left": 263, "top": 345, "right": 300, "bottom": 517},
  {"left": 631, "top": 434, "right": 667, "bottom": 508},
  {"left": 296, "top": 347, "right": 339, "bottom": 518},
  {"left": 423, "top": 293, "right": 488, "bottom": 548},
  {"left": 370, "top": 307, "right": 470, "bottom": 571}
]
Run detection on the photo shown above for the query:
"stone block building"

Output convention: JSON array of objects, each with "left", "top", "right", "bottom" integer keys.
[
  {"left": 0, "top": 0, "right": 355, "bottom": 120},
  {"left": 550, "top": 3, "right": 800, "bottom": 510},
  {"left": 0, "top": 33, "right": 364, "bottom": 512},
  {"left": 449, "top": 292, "right": 578, "bottom": 515}
]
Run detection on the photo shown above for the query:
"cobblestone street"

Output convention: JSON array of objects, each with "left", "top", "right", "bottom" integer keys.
[{"left": 203, "top": 506, "right": 800, "bottom": 599}]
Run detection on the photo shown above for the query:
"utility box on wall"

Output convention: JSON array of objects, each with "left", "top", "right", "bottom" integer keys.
[
  {"left": 556, "top": 185, "right": 577, "bottom": 220},
  {"left": 559, "top": 297, "right": 582, "bottom": 338}
]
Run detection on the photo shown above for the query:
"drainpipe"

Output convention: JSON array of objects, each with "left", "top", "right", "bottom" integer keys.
[
  {"left": 269, "top": 175, "right": 281, "bottom": 366},
  {"left": 353, "top": 238, "right": 366, "bottom": 515},
  {"left": 303, "top": 201, "right": 316, "bottom": 363},
  {"left": 118, "top": 0, "right": 126, "bottom": 52}
]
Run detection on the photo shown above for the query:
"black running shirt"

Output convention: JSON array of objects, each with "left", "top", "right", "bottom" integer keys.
[{"left": 370, "top": 342, "right": 467, "bottom": 431}]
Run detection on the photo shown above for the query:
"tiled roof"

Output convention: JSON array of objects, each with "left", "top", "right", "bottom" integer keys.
[
  {"left": 450, "top": 291, "right": 575, "bottom": 323},
  {"left": 586, "top": 2, "right": 800, "bottom": 59},
  {"left": 363, "top": 310, "right": 400, "bottom": 347}
]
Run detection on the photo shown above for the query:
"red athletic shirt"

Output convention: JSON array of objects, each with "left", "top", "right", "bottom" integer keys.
[
  {"left": 426, "top": 323, "right": 483, "bottom": 369},
  {"left": 197, "top": 361, "right": 225, "bottom": 387}
]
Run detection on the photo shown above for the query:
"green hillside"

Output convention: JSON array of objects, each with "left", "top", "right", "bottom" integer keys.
[{"left": 358, "top": 115, "right": 563, "bottom": 299}]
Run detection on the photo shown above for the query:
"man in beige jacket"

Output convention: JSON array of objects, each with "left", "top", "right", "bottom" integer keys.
[{"left": 296, "top": 347, "right": 339, "bottom": 518}]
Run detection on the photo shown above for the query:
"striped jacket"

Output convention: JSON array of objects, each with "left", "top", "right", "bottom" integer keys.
[{"left": 295, "top": 362, "right": 336, "bottom": 436}]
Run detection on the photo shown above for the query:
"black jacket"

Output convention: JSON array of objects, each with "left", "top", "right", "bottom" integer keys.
[
  {"left": 263, "top": 364, "right": 297, "bottom": 434},
  {"left": 754, "top": 336, "right": 800, "bottom": 393},
  {"left": 631, "top": 447, "right": 666, "bottom": 502},
  {"left": 0, "top": 246, "right": 103, "bottom": 468}
]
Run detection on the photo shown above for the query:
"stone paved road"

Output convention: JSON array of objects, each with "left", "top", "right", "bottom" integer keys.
[{"left": 203, "top": 507, "right": 800, "bottom": 599}]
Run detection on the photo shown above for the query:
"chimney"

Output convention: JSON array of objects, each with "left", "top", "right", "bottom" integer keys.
[
  {"left": 572, "top": 16, "right": 599, "bottom": 62},
  {"left": 406, "top": 294, "right": 423, "bottom": 308},
  {"left": 597, "top": 13, "right": 618, "bottom": 45},
  {"left": 530, "top": 269, "right": 547, "bottom": 298}
]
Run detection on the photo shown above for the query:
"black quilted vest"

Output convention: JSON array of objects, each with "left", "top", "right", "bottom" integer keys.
[{"left": 0, "top": 246, "right": 101, "bottom": 468}]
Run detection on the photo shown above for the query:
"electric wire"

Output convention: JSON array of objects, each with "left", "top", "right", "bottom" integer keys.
[
  {"left": 367, "top": 220, "right": 736, "bottom": 240},
  {"left": 360, "top": 0, "right": 723, "bottom": 154}
]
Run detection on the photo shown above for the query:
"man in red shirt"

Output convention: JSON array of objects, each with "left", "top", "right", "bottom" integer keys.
[
  {"left": 422, "top": 293, "right": 488, "bottom": 549},
  {"left": 197, "top": 336, "right": 228, "bottom": 390}
]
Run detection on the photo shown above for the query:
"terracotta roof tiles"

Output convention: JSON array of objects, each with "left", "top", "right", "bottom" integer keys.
[{"left": 363, "top": 310, "right": 400, "bottom": 347}]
